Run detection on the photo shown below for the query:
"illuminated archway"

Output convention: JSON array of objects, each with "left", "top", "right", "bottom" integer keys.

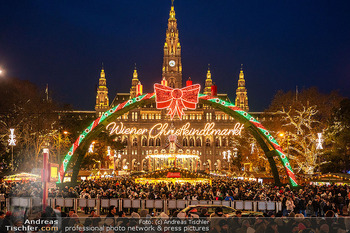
[{"left": 58, "top": 93, "right": 298, "bottom": 186}]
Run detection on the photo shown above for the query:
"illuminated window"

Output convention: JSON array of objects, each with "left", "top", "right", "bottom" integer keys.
[
  {"left": 222, "top": 138, "right": 227, "bottom": 147},
  {"left": 183, "top": 138, "right": 188, "bottom": 147},
  {"left": 132, "top": 112, "right": 138, "bottom": 121},
  {"left": 189, "top": 138, "right": 194, "bottom": 147},
  {"left": 142, "top": 137, "right": 147, "bottom": 146},
  {"left": 149, "top": 138, "right": 154, "bottom": 146},
  {"left": 206, "top": 138, "right": 211, "bottom": 147},
  {"left": 206, "top": 113, "right": 212, "bottom": 121},
  {"left": 123, "top": 137, "right": 128, "bottom": 145},
  {"left": 156, "top": 138, "right": 161, "bottom": 146},
  {"left": 133, "top": 138, "right": 137, "bottom": 147},
  {"left": 215, "top": 138, "right": 220, "bottom": 147},
  {"left": 196, "top": 138, "right": 201, "bottom": 147}
]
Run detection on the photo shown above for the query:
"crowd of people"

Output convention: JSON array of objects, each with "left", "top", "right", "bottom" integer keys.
[
  {"left": 1, "top": 203, "right": 350, "bottom": 233},
  {"left": 1, "top": 177, "right": 350, "bottom": 217}
]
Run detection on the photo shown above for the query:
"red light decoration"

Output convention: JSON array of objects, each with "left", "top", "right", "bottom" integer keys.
[
  {"left": 154, "top": 83, "right": 201, "bottom": 120},
  {"left": 186, "top": 77, "right": 193, "bottom": 87},
  {"left": 161, "top": 77, "right": 168, "bottom": 86},
  {"left": 136, "top": 81, "right": 143, "bottom": 96},
  {"left": 211, "top": 83, "right": 217, "bottom": 96}
]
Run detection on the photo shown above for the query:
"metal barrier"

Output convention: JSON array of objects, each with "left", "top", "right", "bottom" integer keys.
[{"left": 6, "top": 197, "right": 282, "bottom": 215}]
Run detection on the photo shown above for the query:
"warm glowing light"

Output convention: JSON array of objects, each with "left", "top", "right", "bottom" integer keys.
[
  {"left": 136, "top": 81, "right": 143, "bottom": 96},
  {"left": 8, "top": 129, "right": 16, "bottom": 146},
  {"left": 107, "top": 122, "right": 244, "bottom": 138},
  {"left": 316, "top": 133, "right": 323, "bottom": 149},
  {"left": 146, "top": 154, "right": 199, "bottom": 159},
  {"left": 88, "top": 141, "right": 95, "bottom": 153},
  {"left": 154, "top": 83, "right": 200, "bottom": 119}
]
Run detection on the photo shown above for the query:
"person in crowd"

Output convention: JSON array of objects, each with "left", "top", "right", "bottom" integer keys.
[
  {"left": 236, "top": 219, "right": 255, "bottom": 233},
  {"left": 0, "top": 211, "right": 7, "bottom": 233},
  {"left": 210, "top": 207, "right": 226, "bottom": 232},
  {"left": 84, "top": 209, "right": 101, "bottom": 228},
  {"left": 209, "top": 219, "right": 229, "bottom": 233}
]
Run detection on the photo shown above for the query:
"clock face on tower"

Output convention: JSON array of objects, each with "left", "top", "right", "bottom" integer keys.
[{"left": 169, "top": 60, "right": 176, "bottom": 67}]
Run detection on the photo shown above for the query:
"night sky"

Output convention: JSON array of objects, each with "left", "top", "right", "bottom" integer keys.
[{"left": 1, "top": 0, "right": 349, "bottom": 112}]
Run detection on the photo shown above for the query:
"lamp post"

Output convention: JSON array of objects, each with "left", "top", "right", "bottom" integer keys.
[
  {"left": 8, "top": 129, "right": 16, "bottom": 171},
  {"left": 42, "top": 148, "right": 50, "bottom": 211}
]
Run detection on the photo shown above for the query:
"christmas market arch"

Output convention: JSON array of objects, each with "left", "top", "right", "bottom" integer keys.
[{"left": 58, "top": 92, "right": 298, "bottom": 187}]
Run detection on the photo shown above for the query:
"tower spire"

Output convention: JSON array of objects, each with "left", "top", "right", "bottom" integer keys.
[
  {"left": 235, "top": 65, "right": 249, "bottom": 111},
  {"left": 95, "top": 66, "right": 109, "bottom": 116},
  {"left": 204, "top": 64, "right": 213, "bottom": 95},
  {"left": 162, "top": 0, "right": 182, "bottom": 88},
  {"left": 130, "top": 64, "right": 140, "bottom": 98}
]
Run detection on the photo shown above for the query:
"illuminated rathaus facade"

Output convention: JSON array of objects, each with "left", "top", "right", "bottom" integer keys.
[{"left": 95, "top": 3, "right": 249, "bottom": 173}]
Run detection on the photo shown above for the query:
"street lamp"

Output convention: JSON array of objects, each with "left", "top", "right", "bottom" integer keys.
[
  {"left": 278, "top": 132, "right": 290, "bottom": 159},
  {"left": 8, "top": 129, "right": 16, "bottom": 171}
]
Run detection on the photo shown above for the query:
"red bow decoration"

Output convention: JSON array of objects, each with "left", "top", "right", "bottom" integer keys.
[{"left": 154, "top": 83, "right": 201, "bottom": 120}]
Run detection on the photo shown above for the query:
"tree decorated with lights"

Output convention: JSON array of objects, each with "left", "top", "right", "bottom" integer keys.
[
  {"left": 321, "top": 98, "right": 350, "bottom": 173},
  {"left": 277, "top": 105, "right": 323, "bottom": 174},
  {"left": 265, "top": 87, "right": 342, "bottom": 174}
]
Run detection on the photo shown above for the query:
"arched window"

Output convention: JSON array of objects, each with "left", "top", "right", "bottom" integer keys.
[
  {"left": 149, "top": 138, "right": 154, "bottom": 146},
  {"left": 206, "top": 138, "right": 211, "bottom": 147},
  {"left": 189, "top": 138, "right": 194, "bottom": 147},
  {"left": 222, "top": 138, "right": 227, "bottom": 147},
  {"left": 196, "top": 138, "right": 201, "bottom": 147},
  {"left": 156, "top": 138, "right": 161, "bottom": 146},
  {"left": 132, "top": 137, "right": 137, "bottom": 147},
  {"left": 183, "top": 138, "right": 188, "bottom": 147},
  {"left": 123, "top": 137, "right": 128, "bottom": 146},
  {"left": 142, "top": 137, "right": 147, "bottom": 147},
  {"left": 215, "top": 138, "right": 220, "bottom": 147}
]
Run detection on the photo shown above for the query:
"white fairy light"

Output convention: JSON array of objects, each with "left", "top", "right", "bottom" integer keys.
[
  {"left": 316, "top": 133, "right": 323, "bottom": 149},
  {"left": 8, "top": 129, "right": 16, "bottom": 146}
]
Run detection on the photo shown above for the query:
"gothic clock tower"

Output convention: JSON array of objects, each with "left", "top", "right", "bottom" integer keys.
[{"left": 162, "top": 1, "right": 182, "bottom": 88}]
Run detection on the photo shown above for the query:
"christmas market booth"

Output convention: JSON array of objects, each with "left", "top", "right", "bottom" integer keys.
[
  {"left": 305, "top": 173, "right": 350, "bottom": 185},
  {"left": 228, "top": 171, "right": 274, "bottom": 184},
  {"left": 4, "top": 172, "right": 40, "bottom": 182},
  {"left": 133, "top": 167, "right": 212, "bottom": 185}
]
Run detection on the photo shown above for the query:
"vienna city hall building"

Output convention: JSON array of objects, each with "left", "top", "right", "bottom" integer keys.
[{"left": 94, "top": 3, "right": 251, "bottom": 174}]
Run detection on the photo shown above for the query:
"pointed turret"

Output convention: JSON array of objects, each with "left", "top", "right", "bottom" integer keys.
[
  {"left": 130, "top": 64, "right": 140, "bottom": 98},
  {"left": 95, "top": 65, "right": 109, "bottom": 116},
  {"left": 204, "top": 64, "right": 213, "bottom": 95},
  {"left": 162, "top": 0, "right": 182, "bottom": 88},
  {"left": 235, "top": 64, "right": 249, "bottom": 111}
]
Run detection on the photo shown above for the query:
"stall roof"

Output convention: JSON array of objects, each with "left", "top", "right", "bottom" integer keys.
[{"left": 305, "top": 173, "right": 350, "bottom": 184}]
